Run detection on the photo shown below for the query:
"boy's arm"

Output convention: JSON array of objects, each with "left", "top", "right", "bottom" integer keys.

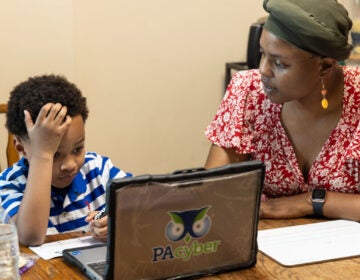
[
  {"left": 15, "top": 153, "right": 54, "bottom": 245},
  {"left": 13, "top": 104, "right": 71, "bottom": 246}
]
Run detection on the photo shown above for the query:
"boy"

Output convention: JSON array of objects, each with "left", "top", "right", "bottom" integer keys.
[{"left": 0, "top": 75, "right": 131, "bottom": 246}]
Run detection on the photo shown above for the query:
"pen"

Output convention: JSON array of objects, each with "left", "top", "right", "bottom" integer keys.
[
  {"left": 94, "top": 207, "right": 107, "bottom": 220},
  {"left": 19, "top": 259, "right": 36, "bottom": 275}
]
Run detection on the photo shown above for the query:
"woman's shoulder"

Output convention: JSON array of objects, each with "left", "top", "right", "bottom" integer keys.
[
  {"left": 343, "top": 66, "right": 360, "bottom": 108},
  {"left": 229, "top": 69, "right": 279, "bottom": 114},
  {"left": 343, "top": 65, "right": 360, "bottom": 85},
  {"left": 229, "top": 69, "right": 262, "bottom": 90},
  {"left": 225, "top": 69, "right": 265, "bottom": 106}
]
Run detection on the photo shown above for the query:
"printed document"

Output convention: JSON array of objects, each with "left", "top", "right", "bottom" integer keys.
[
  {"left": 29, "top": 235, "right": 104, "bottom": 260},
  {"left": 257, "top": 219, "right": 360, "bottom": 266}
]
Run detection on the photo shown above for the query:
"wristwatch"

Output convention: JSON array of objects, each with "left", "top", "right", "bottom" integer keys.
[{"left": 311, "top": 188, "right": 326, "bottom": 217}]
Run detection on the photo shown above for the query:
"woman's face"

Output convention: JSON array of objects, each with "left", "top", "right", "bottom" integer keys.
[{"left": 259, "top": 29, "right": 322, "bottom": 105}]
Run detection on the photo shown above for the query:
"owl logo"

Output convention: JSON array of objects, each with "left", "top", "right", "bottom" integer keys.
[{"left": 165, "top": 206, "right": 212, "bottom": 243}]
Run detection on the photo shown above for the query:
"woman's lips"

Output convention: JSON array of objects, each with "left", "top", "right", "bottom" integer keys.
[{"left": 261, "top": 82, "right": 277, "bottom": 95}]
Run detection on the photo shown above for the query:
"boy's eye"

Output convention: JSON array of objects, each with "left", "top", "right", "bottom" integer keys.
[
  {"left": 73, "top": 146, "right": 84, "bottom": 154},
  {"left": 54, "top": 152, "right": 60, "bottom": 159}
]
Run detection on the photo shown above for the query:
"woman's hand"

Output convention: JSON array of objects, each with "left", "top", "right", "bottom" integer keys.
[
  {"left": 260, "top": 191, "right": 360, "bottom": 221},
  {"left": 260, "top": 192, "right": 313, "bottom": 219}
]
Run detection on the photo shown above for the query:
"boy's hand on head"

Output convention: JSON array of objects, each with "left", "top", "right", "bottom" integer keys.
[{"left": 24, "top": 103, "right": 72, "bottom": 160}]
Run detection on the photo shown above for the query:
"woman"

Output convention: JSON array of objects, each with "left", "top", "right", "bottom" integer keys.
[{"left": 205, "top": 0, "right": 360, "bottom": 221}]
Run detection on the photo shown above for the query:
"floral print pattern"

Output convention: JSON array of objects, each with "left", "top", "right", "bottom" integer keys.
[{"left": 205, "top": 67, "right": 360, "bottom": 197}]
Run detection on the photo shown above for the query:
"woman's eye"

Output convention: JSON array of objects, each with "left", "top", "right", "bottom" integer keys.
[{"left": 274, "top": 60, "right": 286, "bottom": 69}]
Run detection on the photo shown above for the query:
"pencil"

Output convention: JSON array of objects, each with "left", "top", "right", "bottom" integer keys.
[{"left": 85, "top": 200, "right": 90, "bottom": 213}]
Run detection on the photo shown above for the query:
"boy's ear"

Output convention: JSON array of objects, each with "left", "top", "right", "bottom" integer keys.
[{"left": 13, "top": 135, "right": 27, "bottom": 157}]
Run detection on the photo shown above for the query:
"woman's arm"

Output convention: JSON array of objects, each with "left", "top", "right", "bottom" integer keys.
[
  {"left": 261, "top": 191, "right": 360, "bottom": 222},
  {"left": 206, "top": 145, "right": 360, "bottom": 222},
  {"left": 204, "top": 144, "right": 250, "bottom": 169}
]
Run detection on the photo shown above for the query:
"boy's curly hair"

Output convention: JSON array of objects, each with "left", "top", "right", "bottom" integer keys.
[{"left": 6, "top": 74, "right": 89, "bottom": 139}]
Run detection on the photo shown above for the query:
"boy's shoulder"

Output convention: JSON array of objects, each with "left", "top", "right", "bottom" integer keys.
[
  {"left": 82, "top": 152, "right": 118, "bottom": 172},
  {"left": 83, "top": 152, "right": 109, "bottom": 166},
  {"left": 84, "top": 151, "right": 111, "bottom": 159},
  {"left": 81, "top": 152, "right": 130, "bottom": 179},
  {"left": 84, "top": 151, "right": 102, "bottom": 159},
  {"left": 0, "top": 158, "right": 28, "bottom": 181}
]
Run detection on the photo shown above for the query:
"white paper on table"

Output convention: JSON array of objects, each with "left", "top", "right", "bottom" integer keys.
[
  {"left": 257, "top": 219, "right": 360, "bottom": 266},
  {"left": 29, "top": 235, "right": 104, "bottom": 260}
]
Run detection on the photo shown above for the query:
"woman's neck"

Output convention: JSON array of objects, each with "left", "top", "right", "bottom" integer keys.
[{"left": 286, "top": 66, "right": 344, "bottom": 118}]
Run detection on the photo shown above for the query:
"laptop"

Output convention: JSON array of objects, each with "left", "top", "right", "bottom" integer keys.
[{"left": 63, "top": 161, "right": 265, "bottom": 280}]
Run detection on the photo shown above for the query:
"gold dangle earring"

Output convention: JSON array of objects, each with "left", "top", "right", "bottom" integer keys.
[{"left": 321, "top": 77, "right": 328, "bottom": 109}]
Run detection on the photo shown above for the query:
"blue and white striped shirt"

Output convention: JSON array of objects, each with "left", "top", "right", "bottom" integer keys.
[{"left": 0, "top": 152, "right": 132, "bottom": 234}]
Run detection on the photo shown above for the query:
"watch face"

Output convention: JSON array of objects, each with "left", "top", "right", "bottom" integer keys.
[{"left": 312, "top": 188, "right": 326, "bottom": 199}]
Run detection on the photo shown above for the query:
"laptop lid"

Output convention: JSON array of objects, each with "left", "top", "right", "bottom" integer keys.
[
  {"left": 63, "top": 161, "right": 264, "bottom": 279},
  {"left": 105, "top": 160, "right": 264, "bottom": 279}
]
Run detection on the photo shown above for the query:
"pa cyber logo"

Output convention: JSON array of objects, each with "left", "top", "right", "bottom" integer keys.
[
  {"left": 165, "top": 206, "right": 211, "bottom": 242},
  {"left": 152, "top": 206, "right": 221, "bottom": 262}
]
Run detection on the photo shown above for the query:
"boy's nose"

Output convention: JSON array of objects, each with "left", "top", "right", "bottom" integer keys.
[{"left": 60, "top": 157, "right": 77, "bottom": 172}]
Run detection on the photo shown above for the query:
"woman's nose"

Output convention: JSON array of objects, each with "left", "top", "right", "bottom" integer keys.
[{"left": 259, "top": 55, "right": 273, "bottom": 78}]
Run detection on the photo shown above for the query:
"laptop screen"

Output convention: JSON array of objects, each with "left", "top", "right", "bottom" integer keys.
[{"left": 107, "top": 162, "right": 264, "bottom": 279}]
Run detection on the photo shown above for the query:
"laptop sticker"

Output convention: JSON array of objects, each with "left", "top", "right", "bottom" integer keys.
[{"left": 152, "top": 206, "right": 221, "bottom": 262}]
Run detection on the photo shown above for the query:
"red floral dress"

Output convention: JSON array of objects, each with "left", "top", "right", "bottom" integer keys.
[{"left": 205, "top": 67, "right": 360, "bottom": 198}]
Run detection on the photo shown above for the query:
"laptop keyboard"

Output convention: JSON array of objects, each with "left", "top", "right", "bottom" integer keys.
[{"left": 88, "top": 261, "right": 107, "bottom": 277}]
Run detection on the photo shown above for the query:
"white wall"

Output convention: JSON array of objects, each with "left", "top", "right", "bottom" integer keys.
[
  {"left": 0, "top": 1, "right": 266, "bottom": 174},
  {"left": 0, "top": 0, "right": 74, "bottom": 170},
  {"left": 72, "top": 0, "right": 265, "bottom": 174}
]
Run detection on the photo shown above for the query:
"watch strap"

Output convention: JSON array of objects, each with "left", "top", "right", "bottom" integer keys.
[{"left": 312, "top": 200, "right": 324, "bottom": 216}]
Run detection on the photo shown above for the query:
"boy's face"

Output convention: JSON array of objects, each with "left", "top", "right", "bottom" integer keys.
[{"left": 51, "top": 115, "right": 86, "bottom": 188}]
